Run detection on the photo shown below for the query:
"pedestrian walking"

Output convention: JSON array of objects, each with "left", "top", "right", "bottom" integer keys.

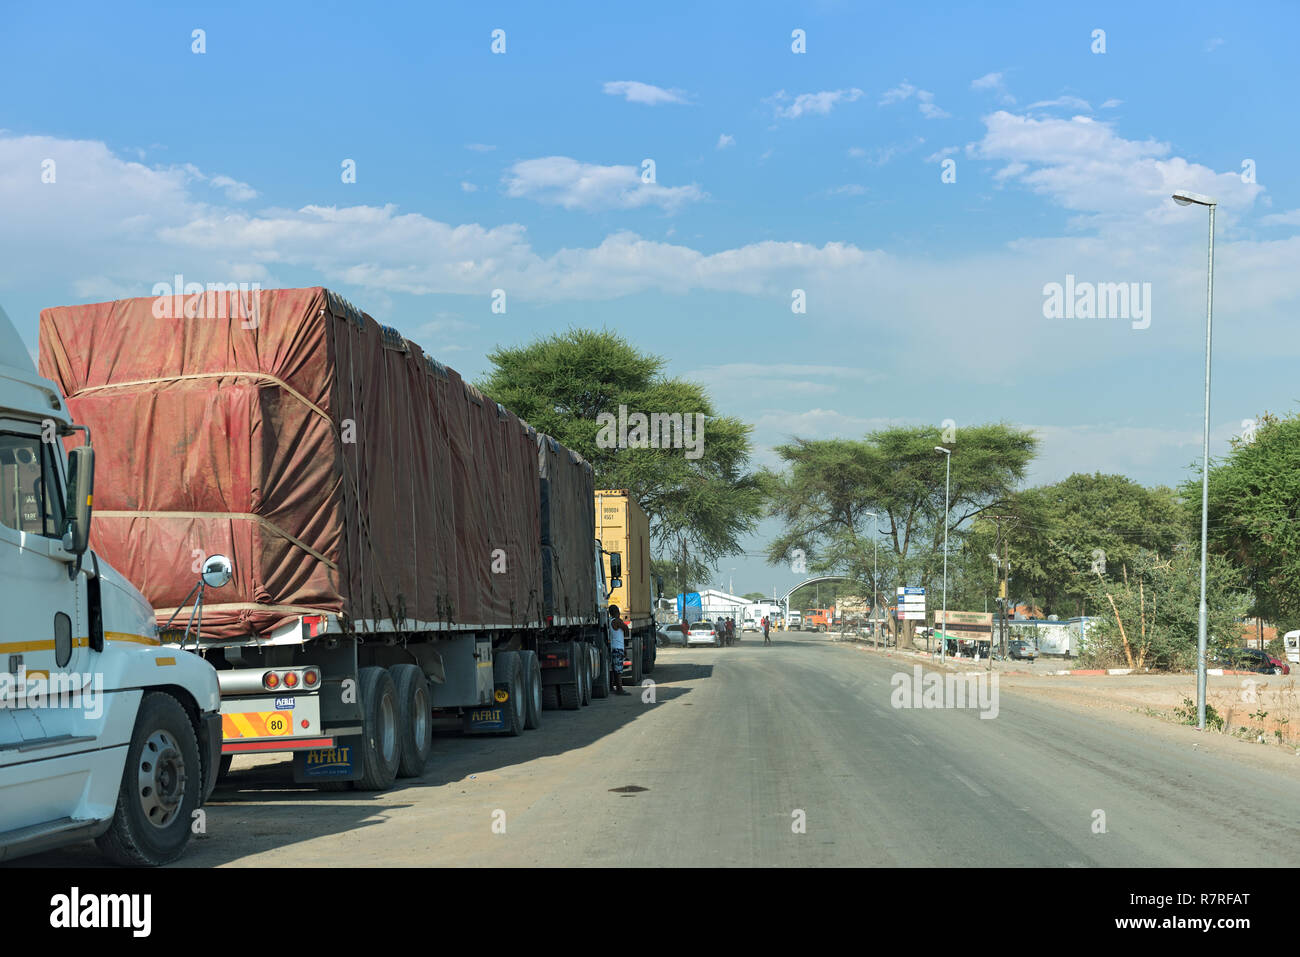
[{"left": 763, "top": 615, "right": 771, "bottom": 645}]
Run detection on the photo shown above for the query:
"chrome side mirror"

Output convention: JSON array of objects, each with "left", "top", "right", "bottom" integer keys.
[{"left": 202, "top": 554, "right": 233, "bottom": 589}]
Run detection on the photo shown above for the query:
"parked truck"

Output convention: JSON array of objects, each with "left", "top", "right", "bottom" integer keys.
[
  {"left": 0, "top": 303, "right": 222, "bottom": 864},
  {"left": 594, "top": 489, "right": 658, "bottom": 682},
  {"left": 38, "top": 287, "right": 615, "bottom": 791}
]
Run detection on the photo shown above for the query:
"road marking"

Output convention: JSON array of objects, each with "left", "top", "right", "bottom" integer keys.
[{"left": 945, "top": 766, "right": 990, "bottom": 798}]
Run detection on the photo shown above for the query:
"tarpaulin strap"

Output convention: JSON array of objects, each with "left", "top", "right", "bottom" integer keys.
[
  {"left": 155, "top": 601, "right": 333, "bottom": 617},
  {"left": 70, "top": 373, "right": 331, "bottom": 424},
  {"left": 95, "top": 510, "right": 339, "bottom": 570}
]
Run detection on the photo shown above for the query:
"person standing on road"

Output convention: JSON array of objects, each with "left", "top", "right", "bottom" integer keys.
[
  {"left": 608, "top": 604, "right": 631, "bottom": 695},
  {"left": 762, "top": 615, "right": 771, "bottom": 645}
]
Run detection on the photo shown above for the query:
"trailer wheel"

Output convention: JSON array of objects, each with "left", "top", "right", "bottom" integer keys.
[
  {"left": 520, "top": 650, "right": 543, "bottom": 729},
  {"left": 95, "top": 692, "right": 202, "bottom": 866},
  {"left": 356, "top": 667, "right": 400, "bottom": 791},
  {"left": 630, "top": 637, "right": 643, "bottom": 686},
  {"left": 591, "top": 644, "right": 610, "bottom": 699},
  {"left": 493, "top": 651, "right": 526, "bottom": 736},
  {"left": 391, "top": 664, "right": 432, "bottom": 778}
]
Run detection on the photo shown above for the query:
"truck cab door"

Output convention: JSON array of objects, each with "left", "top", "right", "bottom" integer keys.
[{"left": 0, "top": 425, "right": 93, "bottom": 833}]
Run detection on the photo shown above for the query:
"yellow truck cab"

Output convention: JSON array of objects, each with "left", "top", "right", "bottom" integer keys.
[{"left": 0, "top": 303, "right": 221, "bottom": 865}]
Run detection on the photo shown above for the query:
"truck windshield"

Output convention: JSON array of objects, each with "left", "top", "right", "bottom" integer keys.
[{"left": 0, "top": 432, "right": 65, "bottom": 538}]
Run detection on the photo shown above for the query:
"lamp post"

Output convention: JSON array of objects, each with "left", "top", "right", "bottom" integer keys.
[
  {"left": 1172, "top": 188, "right": 1216, "bottom": 732},
  {"left": 935, "top": 446, "right": 952, "bottom": 663},
  {"left": 866, "top": 510, "right": 880, "bottom": 649}
]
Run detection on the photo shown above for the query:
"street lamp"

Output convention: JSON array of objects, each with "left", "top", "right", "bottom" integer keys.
[
  {"left": 866, "top": 510, "right": 880, "bottom": 649},
  {"left": 1172, "top": 188, "right": 1216, "bottom": 732},
  {"left": 935, "top": 446, "right": 952, "bottom": 663}
]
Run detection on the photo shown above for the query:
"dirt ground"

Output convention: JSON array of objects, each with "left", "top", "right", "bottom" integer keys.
[{"left": 998, "top": 670, "right": 1300, "bottom": 746}]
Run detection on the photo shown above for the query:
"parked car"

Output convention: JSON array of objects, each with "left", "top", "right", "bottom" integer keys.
[
  {"left": 741, "top": 619, "right": 759, "bottom": 633},
  {"left": 658, "top": 623, "right": 688, "bottom": 647},
  {"left": 1215, "top": 647, "right": 1288, "bottom": 675},
  {"left": 687, "top": 620, "right": 723, "bottom": 648},
  {"left": 1008, "top": 639, "right": 1037, "bottom": 661}
]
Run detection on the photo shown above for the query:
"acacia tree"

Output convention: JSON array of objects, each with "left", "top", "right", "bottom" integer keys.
[
  {"left": 763, "top": 424, "right": 1037, "bottom": 646},
  {"left": 476, "top": 328, "right": 764, "bottom": 587}
]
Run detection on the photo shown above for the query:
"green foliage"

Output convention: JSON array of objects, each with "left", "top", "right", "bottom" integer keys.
[
  {"left": 762, "top": 423, "right": 1037, "bottom": 604},
  {"left": 1175, "top": 696, "right": 1224, "bottom": 731},
  {"left": 1192, "top": 410, "right": 1300, "bottom": 632},
  {"left": 1079, "top": 547, "right": 1250, "bottom": 670},
  {"left": 476, "top": 328, "right": 764, "bottom": 582},
  {"left": 956, "top": 473, "right": 1186, "bottom": 618}
]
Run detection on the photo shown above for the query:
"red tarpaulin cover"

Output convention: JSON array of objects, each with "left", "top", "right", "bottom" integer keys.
[{"left": 38, "top": 287, "right": 543, "bottom": 640}]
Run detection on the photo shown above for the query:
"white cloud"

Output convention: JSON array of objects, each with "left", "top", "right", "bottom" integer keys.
[
  {"left": 1205, "top": 37, "right": 1225, "bottom": 52},
  {"left": 1100, "top": 99, "right": 1122, "bottom": 109},
  {"left": 460, "top": 181, "right": 478, "bottom": 193},
  {"left": 208, "top": 174, "right": 257, "bottom": 202},
  {"left": 502, "top": 156, "right": 705, "bottom": 213},
  {"left": 879, "top": 82, "right": 950, "bottom": 119},
  {"left": 850, "top": 138, "right": 925, "bottom": 166},
  {"left": 603, "top": 80, "right": 690, "bottom": 105},
  {"left": 768, "top": 88, "right": 864, "bottom": 119},
  {"left": 1261, "top": 209, "right": 1300, "bottom": 226},
  {"left": 1027, "top": 95, "right": 1093, "bottom": 113},
  {"left": 971, "top": 72, "right": 1004, "bottom": 91},
  {"left": 716, "top": 133, "right": 735, "bottom": 150},
  {"left": 4, "top": 125, "right": 1299, "bottom": 387}
]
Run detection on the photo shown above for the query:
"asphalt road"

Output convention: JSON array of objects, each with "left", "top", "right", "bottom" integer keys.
[{"left": 16, "top": 631, "right": 1300, "bottom": 867}]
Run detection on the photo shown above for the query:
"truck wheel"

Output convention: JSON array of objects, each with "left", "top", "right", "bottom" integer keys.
[
  {"left": 581, "top": 648, "right": 593, "bottom": 706},
  {"left": 644, "top": 639, "right": 656, "bottom": 675},
  {"left": 520, "top": 650, "right": 543, "bottom": 729},
  {"left": 592, "top": 644, "right": 610, "bottom": 698},
  {"left": 356, "top": 667, "right": 400, "bottom": 791},
  {"left": 216, "top": 753, "right": 233, "bottom": 784},
  {"left": 391, "top": 664, "right": 432, "bottom": 778},
  {"left": 493, "top": 651, "right": 526, "bottom": 736},
  {"left": 630, "top": 638, "right": 643, "bottom": 686},
  {"left": 94, "top": 692, "right": 202, "bottom": 866}
]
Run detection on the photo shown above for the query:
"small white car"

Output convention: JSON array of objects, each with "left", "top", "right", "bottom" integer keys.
[{"left": 687, "top": 621, "right": 722, "bottom": 647}]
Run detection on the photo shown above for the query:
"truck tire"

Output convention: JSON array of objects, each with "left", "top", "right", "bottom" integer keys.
[
  {"left": 391, "top": 663, "right": 432, "bottom": 778},
  {"left": 216, "top": 753, "right": 233, "bottom": 784},
  {"left": 356, "top": 667, "right": 400, "bottom": 791},
  {"left": 644, "top": 637, "right": 656, "bottom": 675},
  {"left": 520, "top": 650, "right": 543, "bottom": 729},
  {"left": 94, "top": 692, "right": 202, "bottom": 866},
  {"left": 630, "top": 637, "right": 643, "bottom": 687},
  {"left": 591, "top": 644, "right": 610, "bottom": 698},
  {"left": 493, "top": 651, "right": 526, "bottom": 736},
  {"left": 580, "top": 649, "right": 592, "bottom": 706}
]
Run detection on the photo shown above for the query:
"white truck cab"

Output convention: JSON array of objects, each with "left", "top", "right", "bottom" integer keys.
[{"left": 0, "top": 303, "right": 221, "bottom": 865}]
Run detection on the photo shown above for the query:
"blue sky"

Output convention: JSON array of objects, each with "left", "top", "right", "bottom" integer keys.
[{"left": 2, "top": 0, "right": 1298, "bottom": 596}]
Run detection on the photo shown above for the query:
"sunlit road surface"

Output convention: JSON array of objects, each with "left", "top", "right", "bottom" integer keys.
[{"left": 16, "top": 632, "right": 1300, "bottom": 867}]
